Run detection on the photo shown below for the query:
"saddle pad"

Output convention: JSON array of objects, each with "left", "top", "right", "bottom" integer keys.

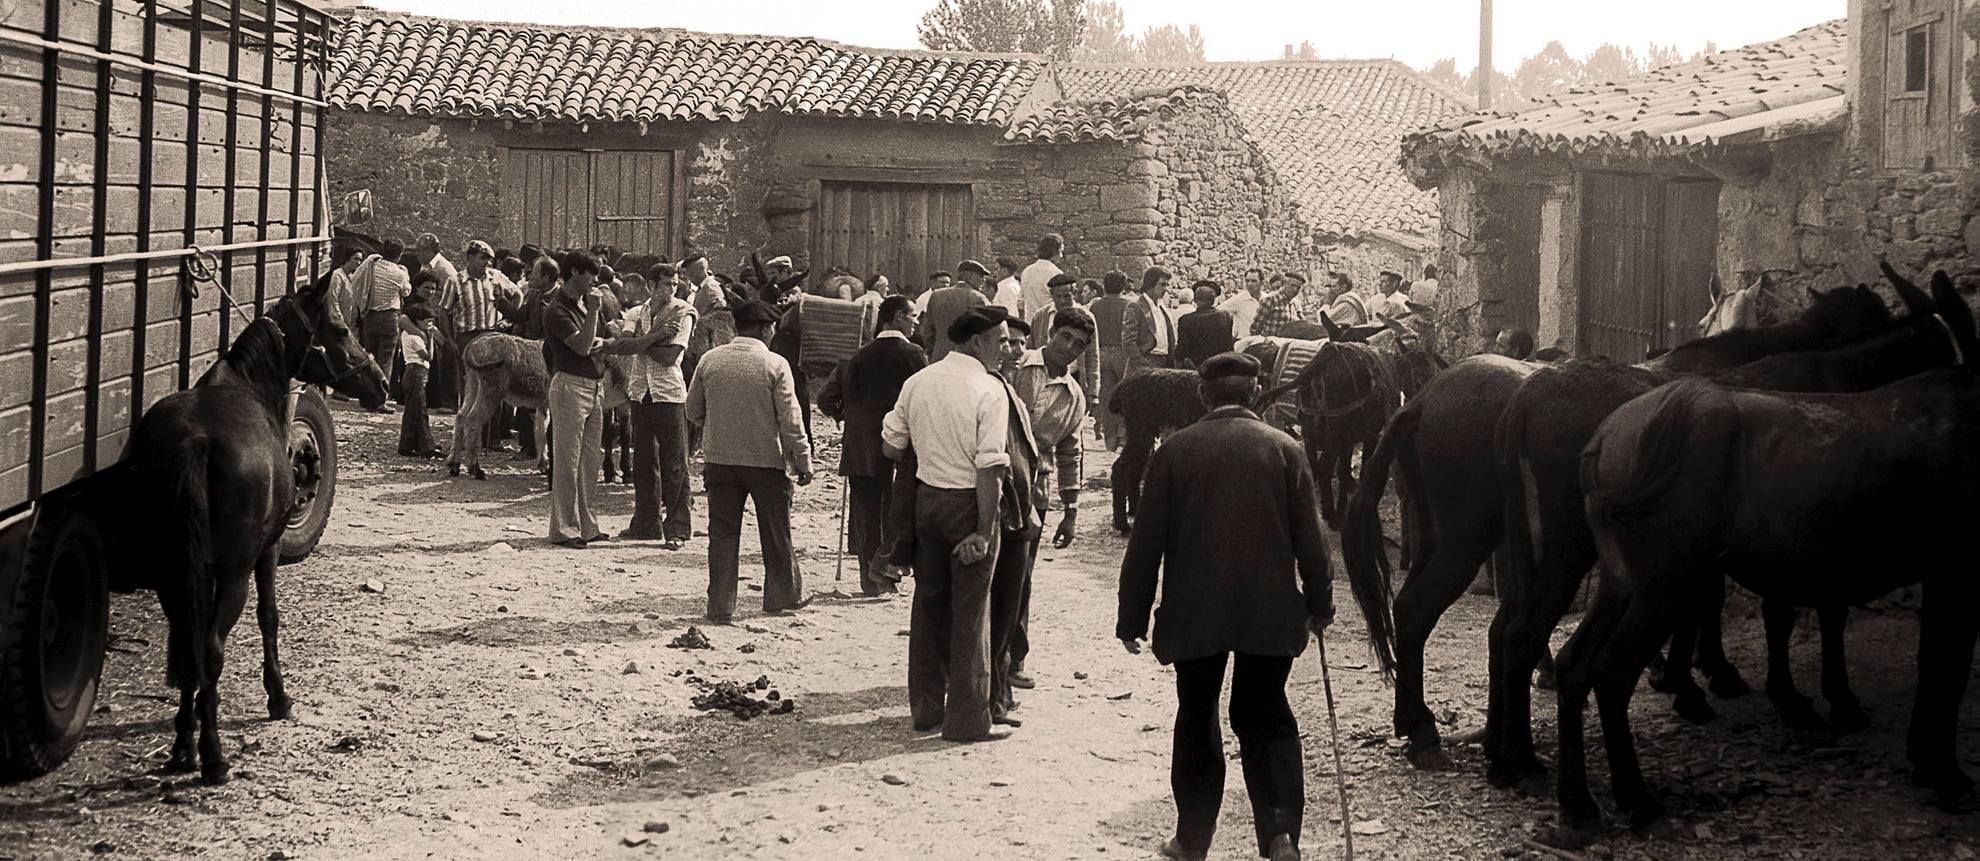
[
  {"left": 798, "top": 294, "right": 878, "bottom": 375},
  {"left": 1248, "top": 337, "right": 1323, "bottom": 428}
]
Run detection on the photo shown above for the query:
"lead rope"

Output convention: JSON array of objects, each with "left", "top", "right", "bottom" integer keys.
[
  {"left": 183, "top": 245, "right": 255, "bottom": 326},
  {"left": 1318, "top": 634, "right": 1355, "bottom": 860}
]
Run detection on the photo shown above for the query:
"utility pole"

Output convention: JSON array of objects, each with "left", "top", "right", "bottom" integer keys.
[{"left": 1478, "top": 0, "right": 1494, "bottom": 109}]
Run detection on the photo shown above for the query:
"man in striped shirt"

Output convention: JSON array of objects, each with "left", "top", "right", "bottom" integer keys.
[{"left": 438, "top": 240, "right": 521, "bottom": 339}]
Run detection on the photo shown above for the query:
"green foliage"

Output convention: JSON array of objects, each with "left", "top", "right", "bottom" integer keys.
[{"left": 916, "top": 0, "right": 1087, "bottom": 58}]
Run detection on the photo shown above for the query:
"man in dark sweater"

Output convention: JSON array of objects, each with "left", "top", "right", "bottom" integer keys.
[
  {"left": 818, "top": 296, "right": 928, "bottom": 596},
  {"left": 1174, "top": 282, "right": 1236, "bottom": 369},
  {"left": 1117, "top": 351, "right": 1334, "bottom": 861}
]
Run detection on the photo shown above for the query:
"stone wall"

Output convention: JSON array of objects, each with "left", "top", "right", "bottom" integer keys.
[
  {"left": 323, "top": 112, "right": 505, "bottom": 254},
  {"left": 1148, "top": 107, "right": 1315, "bottom": 283},
  {"left": 979, "top": 140, "right": 1154, "bottom": 278}
]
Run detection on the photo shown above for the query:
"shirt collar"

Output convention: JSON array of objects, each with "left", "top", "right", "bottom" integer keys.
[
  {"left": 729, "top": 336, "right": 769, "bottom": 351},
  {"left": 876, "top": 330, "right": 909, "bottom": 342},
  {"left": 1207, "top": 405, "right": 1259, "bottom": 420},
  {"left": 940, "top": 350, "right": 989, "bottom": 373}
]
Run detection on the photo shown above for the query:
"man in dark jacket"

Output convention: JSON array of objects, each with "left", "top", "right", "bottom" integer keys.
[
  {"left": 1117, "top": 351, "right": 1334, "bottom": 861},
  {"left": 1173, "top": 282, "right": 1236, "bottom": 369},
  {"left": 818, "top": 296, "right": 927, "bottom": 595}
]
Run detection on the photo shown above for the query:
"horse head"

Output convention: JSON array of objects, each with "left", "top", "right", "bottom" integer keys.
[
  {"left": 1798, "top": 279, "right": 1897, "bottom": 344},
  {"left": 282, "top": 271, "right": 389, "bottom": 408}
]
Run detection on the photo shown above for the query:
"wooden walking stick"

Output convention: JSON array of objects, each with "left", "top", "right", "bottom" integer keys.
[
  {"left": 834, "top": 478, "right": 849, "bottom": 583},
  {"left": 1317, "top": 633, "right": 1355, "bottom": 861}
]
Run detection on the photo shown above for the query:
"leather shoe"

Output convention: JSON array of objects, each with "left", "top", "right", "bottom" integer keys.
[
  {"left": 617, "top": 527, "right": 664, "bottom": 541},
  {"left": 1008, "top": 669, "right": 1036, "bottom": 689},
  {"left": 991, "top": 712, "right": 1023, "bottom": 728}
]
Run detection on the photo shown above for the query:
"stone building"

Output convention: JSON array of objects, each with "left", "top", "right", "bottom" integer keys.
[
  {"left": 1404, "top": 3, "right": 1980, "bottom": 360},
  {"left": 320, "top": 10, "right": 1465, "bottom": 300}
]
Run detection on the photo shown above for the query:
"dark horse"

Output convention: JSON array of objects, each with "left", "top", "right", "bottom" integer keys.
[
  {"left": 119, "top": 271, "right": 386, "bottom": 784},
  {"left": 1557, "top": 272, "right": 1980, "bottom": 846},
  {"left": 1341, "top": 280, "right": 1900, "bottom": 783}
]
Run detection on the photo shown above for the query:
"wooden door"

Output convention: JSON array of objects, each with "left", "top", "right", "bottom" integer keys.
[
  {"left": 1578, "top": 173, "right": 1662, "bottom": 362},
  {"left": 505, "top": 150, "right": 680, "bottom": 256},
  {"left": 1491, "top": 184, "right": 1546, "bottom": 339},
  {"left": 813, "top": 182, "right": 974, "bottom": 291},
  {"left": 589, "top": 151, "right": 680, "bottom": 255},
  {"left": 1659, "top": 180, "right": 1721, "bottom": 348}
]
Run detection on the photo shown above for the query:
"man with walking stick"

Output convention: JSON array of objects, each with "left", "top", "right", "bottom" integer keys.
[
  {"left": 817, "top": 296, "right": 927, "bottom": 595},
  {"left": 1116, "top": 351, "right": 1336, "bottom": 861}
]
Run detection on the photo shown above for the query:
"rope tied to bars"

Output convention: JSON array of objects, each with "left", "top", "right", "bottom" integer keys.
[{"left": 183, "top": 245, "right": 254, "bottom": 325}]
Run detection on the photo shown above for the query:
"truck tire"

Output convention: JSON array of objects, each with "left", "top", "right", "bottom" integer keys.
[
  {"left": 279, "top": 388, "right": 336, "bottom": 564},
  {"left": 0, "top": 508, "right": 109, "bottom": 782}
]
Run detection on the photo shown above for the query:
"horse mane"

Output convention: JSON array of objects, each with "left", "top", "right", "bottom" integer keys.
[
  {"left": 1581, "top": 378, "right": 1735, "bottom": 525},
  {"left": 202, "top": 316, "right": 292, "bottom": 400}
]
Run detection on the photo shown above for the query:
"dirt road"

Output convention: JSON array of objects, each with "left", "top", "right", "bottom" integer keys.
[{"left": 2, "top": 404, "right": 1977, "bottom": 860}]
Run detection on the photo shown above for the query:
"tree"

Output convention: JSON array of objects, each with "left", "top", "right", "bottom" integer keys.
[
  {"left": 1511, "top": 40, "right": 1581, "bottom": 102},
  {"left": 1645, "top": 42, "right": 1685, "bottom": 69},
  {"left": 1139, "top": 23, "right": 1205, "bottom": 62},
  {"left": 1074, "top": 0, "right": 1137, "bottom": 63},
  {"left": 917, "top": 0, "right": 1086, "bottom": 58},
  {"left": 1423, "top": 57, "right": 1466, "bottom": 91},
  {"left": 1288, "top": 40, "right": 1318, "bottom": 60},
  {"left": 1581, "top": 43, "right": 1641, "bottom": 85}
]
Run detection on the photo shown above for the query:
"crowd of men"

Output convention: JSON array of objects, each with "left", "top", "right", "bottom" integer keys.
[{"left": 326, "top": 229, "right": 1464, "bottom": 861}]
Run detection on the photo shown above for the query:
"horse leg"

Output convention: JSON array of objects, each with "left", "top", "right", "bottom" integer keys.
[
  {"left": 167, "top": 683, "right": 198, "bottom": 773},
  {"left": 1692, "top": 581, "right": 1752, "bottom": 699},
  {"left": 1762, "top": 598, "right": 1825, "bottom": 731},
  {"left": 601, "top": 408, "right": 620, "bottom": 485},
  {"left": 534, "top": 408, "right": 551, "bottom": 475},
  {"left": 1657, "top": 576, "right": 1717, "bottom": 725},
  {"left": 1393, "top": 521, "right": 1495, "bottom": 771},
  {"left": 1113, "top": 424, "right": 1153, "bottom": 534},
  {"left": 1549, "top": 582, "right": 1630, "bottom": 848},
  {"left": 1907, "top": 591, "right": 1978, "bottom": 807},
  {"left": 449, "top": 370, "right": 478, "bottom": 476},
  {"left": 1594, "top": 594, "right": 1679, "bottom": 833},
  {"left": 255, "top": 545, "right": 292, "bottom": 720},
  {"left": 1489, "top": 496, "right": 1595, "bottom": 791},
  {"left": 198, "top": 570, "right": 251, "bottom": 785},
  {"left": 1818, "top": 605, "right": 1869, "bottom": 733}
]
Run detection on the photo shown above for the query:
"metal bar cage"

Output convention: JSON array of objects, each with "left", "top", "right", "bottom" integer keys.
[{"left": 1, "top": 0, "right": 334, "bottom": 515}]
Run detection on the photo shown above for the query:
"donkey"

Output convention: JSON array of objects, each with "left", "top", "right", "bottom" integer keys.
[
  {"left": 1341, "top": 281, "right": 1895, "bottom": 784},
  {"left": 1558, "top": 272, "right": 1980, "bottom": 846},
  {"left": 119, "top": 273, "right": 387, "bottom": 784},
  {"left": 449, "top": 333, "right": 640, "bottom": 480}
]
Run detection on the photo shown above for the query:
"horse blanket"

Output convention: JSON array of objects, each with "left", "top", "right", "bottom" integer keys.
[
  {"left": 1237, "top": 335, "right": 1325, "bottom": 429},
  {"left": 796, "top": 294, "right": 880, "bottom": 378}
]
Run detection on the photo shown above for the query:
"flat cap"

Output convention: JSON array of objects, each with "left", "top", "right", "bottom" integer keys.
[
  {"left": 1047, "top": 273, "right": 1079, "bottom": 288},
  {"left": 765, "top": 255, "right": 793, "bottom": 268},
  {"left": 947, "top": 305, "right": 1011, "bottom": 343},
  {"left": 957, "top": 259, "right": 991, "bottom": 277},
  {"left": 732, "top": 300, "right": 781, "bottom": 326},
  {"left": 1199, "top": 351, "right": 1262, "bottom": 382},
  {"left": 462, "top": 239, "right": 494, "bottom": 258}
]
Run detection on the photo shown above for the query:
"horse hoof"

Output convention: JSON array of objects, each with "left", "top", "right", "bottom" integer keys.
[
  {"left": 469, "top": 467, "right": 488, "bottom": 481},
  {"left": 1403, "top": 743, "right": 1449, "bottom": 771},
  {"left": 200, "top": 762, "right": 232, "bottom": 786},
  {"left": 1828, "top": 701, "right": 1871, "bottom": 735},
  {"left": 1533, "top": 667, "right": 1559, "bottom": 691},
  {"left": 267, "top": 695, "right": 294, "bottom": 721},
  {"left": 165, "top": 751, "right": 198, "bottom": 774},
  {"left": 1672, "top": 690, "right": 1716, "bottom": 724},
  {"left": 448, "top": 462, "right": 461, "bottom": 477},
  {"left": 1773, "top": 696, "right": 1828, "bottom": 732},
  {"left": 1708, "top": 670, "right": 1753, "bottom": 700},
  {"left": 1540, "top": 819, "right": 1600, "bottom": 852}
]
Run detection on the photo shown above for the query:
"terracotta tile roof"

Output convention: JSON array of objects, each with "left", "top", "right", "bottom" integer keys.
[
  {"left": 1402, "top": 19, "right": 1847, "bottom": 186},
  {"left": 1002, "top": 85, "right": 1232, "bottom": 143},
  {"left": 1043, "top": 62, "right": 1471, "bottom": 239},
  {"left": 326, "top": 11, "right": 1042, "bottom": 126}
]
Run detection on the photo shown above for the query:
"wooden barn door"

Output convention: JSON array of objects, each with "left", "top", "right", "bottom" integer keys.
[
  {"left": 813, "top": 182, "right": 974, "bottom": 291},
  {"left": 505, "top": 150, "right": 681, "bottom": 256},
  {"left": 1578, "top": 173, "right": 1721, "bottom": 361}
]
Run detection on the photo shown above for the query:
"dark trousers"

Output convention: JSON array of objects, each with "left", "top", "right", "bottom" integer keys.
[
  {"left": 989, "top": 528, "right": 1036, "bottom": 716},
  {"left": 907, "top": 484, "right": 997, "bottom": 741},
  {"left": 1171, "top": 652, "right": 1304, "bottom": 858},
  {"left": 397, "top": 365, "right": 433, "bottom": 455},
  {"left": 628, "top": 398, "right": 693, "bottom": 540},
  {"left": 515, "top": 407, "right": 539, "bottom": 458},
  {"left": 360, "top": 310, "right": 400, "bottom": 389},
  {"left": 704, "top": 463, "right": 800, "bottom": 618},
  {"left": 1011, "top": 534, "right": 1040, "bottom": 671},
  {"left": 848, "top": 471, "right": 895, "bottom": 596}
]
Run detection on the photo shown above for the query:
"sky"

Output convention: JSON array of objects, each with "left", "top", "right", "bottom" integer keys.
[{"left": 369, "top": 0, "right": 1845, "bottom": 71}]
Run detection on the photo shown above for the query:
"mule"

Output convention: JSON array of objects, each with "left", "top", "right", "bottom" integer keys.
[
  {"left": 1559, "top": 273, "right": 1980, "bottom": 845},
  {"left": 1485, "top": 273, "right": 1942, "bottom": 790},
  {"left": 120, "top": 273, "right": 386, "bottom": 784},
  {"left": 1341, "top": 281, "right": 1894, "bottom": 783},
  {"left": 449, "top": 333, "right": 638, "bottom": 480}
]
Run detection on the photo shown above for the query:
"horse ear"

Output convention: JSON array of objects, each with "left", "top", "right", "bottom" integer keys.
[
  {"left": 1887, "top": 265, "right": 1934, "bottom": 316},
  {"left": 1929, "top": 270, "right": 1979, "bottom": 347},
  {"left": 1708, "top": 272, "right": 1723, "bottom": 302},
  {"left": 1319, "top": 311, "right": 1341, "bottom": 339}
]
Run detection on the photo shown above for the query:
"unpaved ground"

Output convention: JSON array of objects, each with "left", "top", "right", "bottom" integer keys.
[{"left": 3, "top": 402, "right": 1979, "bottom": 860}]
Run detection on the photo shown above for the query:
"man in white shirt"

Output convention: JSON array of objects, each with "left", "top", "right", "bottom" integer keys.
[
  {"left": 1373, "top": 271, "right": 1411, "bottom": 320},
  {"left": 1412, "top": 264, "right": 1442, "bottom": 309},
  {"left": 883, "top": 306, "right": 1019, "bottom": 744},
  {"left": 1018, "top": 233, "right": 1064, "bottom": 319},
  {"left": 414, "top": 233, "right": 458, "bottom": 292},
  {"left": 614, "top": 279, "right": 696, "bottom": 547},
  {"left": 1217, "top": 267, "right": 1265, "bottom": 341},
  {"left": 992, "top": 258, "right": 1024, "bottom": 317}
]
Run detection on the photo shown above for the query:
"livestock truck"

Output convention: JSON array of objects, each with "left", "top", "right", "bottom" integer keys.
[{"left": 0, "top": 0, "right": 341, "bottom": 779}]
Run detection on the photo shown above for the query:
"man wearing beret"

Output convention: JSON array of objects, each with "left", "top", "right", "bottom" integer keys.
[
  {"left": 883, "top": 306, "right": 1020, "bottom": 743},
  {"left": 917, "top": 260, "right": 990, "bottom": 363},
  {"left": 1117, "top": 351, "right": 1335, "bottom": 861},
  {"left": 687, "top": 300, "right": 814, "bottom": 621}
]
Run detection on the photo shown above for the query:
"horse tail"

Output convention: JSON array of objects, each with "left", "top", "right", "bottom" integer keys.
[
  {"left": 1493, "top": 380, "right": 1540, "bottom": 613},
  {"left": 165, "top": 439, "right": 215, "bottom": 690},
  {"left": 1581, "top": 379, "right": 1732, "bottom": 528},
  {"left": 1342, "top": 397, "right": 1419, "bottom": 682}
]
